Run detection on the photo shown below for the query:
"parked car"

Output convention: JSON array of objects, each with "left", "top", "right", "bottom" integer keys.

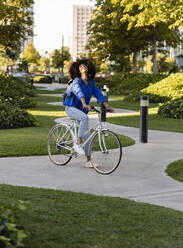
[{"left": 11, "top": 72, "right": 30, "bottom": 81}]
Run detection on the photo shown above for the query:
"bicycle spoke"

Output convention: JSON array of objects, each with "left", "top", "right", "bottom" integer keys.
[
  {"left": 48, "top": 124, "right": 73, "bottom": 166},
  {"left": 90, "top": 130, "right": 122, "bottom": 174}
]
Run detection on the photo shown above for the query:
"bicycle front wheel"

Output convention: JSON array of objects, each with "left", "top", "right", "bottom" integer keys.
[
  {"left": 90, "top": 130, "right": 122, "bottom": 174},
  {"left": 48, "top": 124, "right": 73, "bottom": 166}
]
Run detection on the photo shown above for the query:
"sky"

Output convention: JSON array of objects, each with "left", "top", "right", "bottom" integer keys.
[{"left": 34, "top": 0, "right": 96, "bottom": 55}]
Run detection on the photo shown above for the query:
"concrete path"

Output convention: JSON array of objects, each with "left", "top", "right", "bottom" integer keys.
[
  {"left": 0, "top": 118, "right": 183, "bottom": 212},
  {"left": 34, "top": 82, "right": 67, "bottom": 90},
  {"left": 1, "top": 82, "right": 182, "bottom": 212}
]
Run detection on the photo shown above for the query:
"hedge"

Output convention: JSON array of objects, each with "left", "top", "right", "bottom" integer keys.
[
  {"left": 158, "top": 96, "right": 183, "bottom": 119},
  {"left": 96, "top": 73, "right": 167, "bottom": 101},
  {"left": 142, "top": 73, "right": 183, "bottom": 103},
  {"left": 0, "top": 103, "right": 38, "bottom": 129},
  {"left": 34, "top": 75, "right": 52, "bottom": 84},
  {"left": 0, "top": 73, "right": 37, "bottom": 108}
]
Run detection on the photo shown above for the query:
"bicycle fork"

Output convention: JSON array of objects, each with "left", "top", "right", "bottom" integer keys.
[{"left": 98, "top": 130, "right": 109, "bottom": 154}]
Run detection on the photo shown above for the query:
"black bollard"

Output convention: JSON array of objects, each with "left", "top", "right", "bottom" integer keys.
[{"left": 140, "top": 95, "right": 149, "bottom": 143}]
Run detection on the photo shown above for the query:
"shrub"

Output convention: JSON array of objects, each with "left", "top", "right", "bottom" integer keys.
[
  {"left": 0, "top": 103, "right": 39, "bottom": 129},
  {"left": 58, "top": 76, "right": 69, "bottom": 84},
  {"left": 34, "top": 75, "right": 52, "bottom": 84},
  {"left": 0, "top": 201, "right": 28, "bottom": 248},
  {"left": 100, "top": 73, "right": 167, "bottom": 101},
  {"left": 158, "top": 96, "right": 183, "bottom": 119},
  {"left": 123, "top": 73, "right": 167, "bottom": 101},
  {"left": 0, "top": 73, "right": 37, "bottom": 108},
  {"left": 142, "top": 73, "right": 183, "bottom": 103},
  {"left": 96, "top": 72, "right": 135, "bottom": 92}
]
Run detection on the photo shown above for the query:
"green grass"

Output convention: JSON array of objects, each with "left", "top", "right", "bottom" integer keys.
[
  {"left": 107, "top": 102, "right": 183, "bottom": 133},
  {"left": 1, "top": 184, "right": 183, "bottom": 248},
  {"left": 36, "top": 88, "right": 65, "bottom": 94},
  {"left": 166, "top": 159, "right": 183, "bottom": 183},
  {"left": 0, "top": 95, "right": 134, "bottom": 157}
]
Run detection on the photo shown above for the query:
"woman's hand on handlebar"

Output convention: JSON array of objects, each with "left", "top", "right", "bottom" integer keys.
[
  {"left": 83, "top": 104, "right": 91, "bottom": 111},
  {"left": 106, "top": 105, "right": 114, "bottom": 113}
]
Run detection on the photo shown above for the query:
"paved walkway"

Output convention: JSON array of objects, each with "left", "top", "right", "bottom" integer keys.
[
  {"left": 1, "top": 82, "right": 183, "bottom": 212},
  {"left": 1, "top": 118, "right": 183, "bottom": 211}
]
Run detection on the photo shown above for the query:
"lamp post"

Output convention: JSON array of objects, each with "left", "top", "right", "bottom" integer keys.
[
  {"left": 61, "top": 35, "right": 64, "bottom": 76},
  {"left": 103, "top": 84, "right": 109, "bottom": 102}
]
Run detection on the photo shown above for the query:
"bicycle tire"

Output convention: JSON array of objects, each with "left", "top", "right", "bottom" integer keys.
[
  {"left": 89, "top": 130, "right": 122, "bottom": 174},
  {"left": 48, "top": 124, "right": 73, "bottom": 166}
]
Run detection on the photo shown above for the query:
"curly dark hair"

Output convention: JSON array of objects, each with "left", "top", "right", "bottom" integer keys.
[{"left": 68, "top": 58, "right": 96, "bottom": 80}]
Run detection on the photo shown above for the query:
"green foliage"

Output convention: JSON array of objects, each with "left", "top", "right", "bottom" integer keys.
[
  {"left": 158, "top": 55, "right": 179, "bottom": 73},
  {"left": 17, "top": 59, "right": 29, "bottom": 73},
  {"left": 96, "top": 72, "right": 134, "bottom": 90},
  {"left": 0, "top": 200, "right": 28, "bottom": 248},
  {"left": 123, "top": 73, "right": 167, "bottom": 101},
  {"left": 142, "top": 73, "right": 183, "bottom": 103},
  {"left": 112, "top": 0, "right": 182, "bottom": 73},
  {"left": 38, "top": 57, "right": 50, "bottom": 74},
  {"left": 58, "top": 76, "right": 69, "bottom": 84},
  {"left": 0, "top": 73, "right": 37, "bottom": 108},
  {"left": 98, "top": 73, "right": 167, "bottom": 102},
  {"left": 22, "top": 43, "right": 41, "bottom": 72},
  {"left": 158, "top": 97, "right": 183, "bottom": 119},
  {"left": 87, "top": 1, "right": 148, "bottom": 72},
  {"left": 0, "top": 0, "right": 33, "bottom": 57},
  {"left": 34, "top": 75, "right": 53, "bottom": 84},
  {"left": 51, "top": 47, "right": 71, "bottom": 72},
  {"left": 22, "top": 43, "right": 40, "bottom": 65},
  {"left": 0, "top": 103, "right": 39, "bottom": 129}
]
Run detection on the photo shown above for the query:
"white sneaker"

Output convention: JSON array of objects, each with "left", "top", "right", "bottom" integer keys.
[
  {"left": 73, "top": 144, "right": 85, "bottom": 155},
  {"left": 85, "top": 161, "right": 98, "bottom": 168}
]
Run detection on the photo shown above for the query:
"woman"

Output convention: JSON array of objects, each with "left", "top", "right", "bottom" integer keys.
[{"left": 63, "top": 58, "right": 113, "bottom": 168}]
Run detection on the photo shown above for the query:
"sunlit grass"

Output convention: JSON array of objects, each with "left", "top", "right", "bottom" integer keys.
[{"left": 28, "top": 110, "right": 67, "bottom": 117}]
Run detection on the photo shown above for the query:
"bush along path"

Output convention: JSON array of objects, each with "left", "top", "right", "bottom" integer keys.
[{"left": 0, "top": 73, "right": 38, "bottom": 129}]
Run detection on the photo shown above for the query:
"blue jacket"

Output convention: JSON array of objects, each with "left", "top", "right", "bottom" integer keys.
[{"left": 63, "top": 77, "right": 106, "bottom": 113}]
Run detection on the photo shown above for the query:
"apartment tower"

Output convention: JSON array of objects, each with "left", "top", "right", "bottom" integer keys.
[
  {"left": 21, "top": 4, "right": 34, "bottom": 52},
  {"left": 72, "top": 5, "right": 94, "bottom": 59}
]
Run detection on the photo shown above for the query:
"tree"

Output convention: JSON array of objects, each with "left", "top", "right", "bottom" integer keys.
[
  {"left": 112, "top": 0, "right": 183, "bottom": 72},
  {"left": 51, "top": 47, "right": 71, "bottom": 73},
  {"left": 87, "top": 0, "right": 149, "bottom": 72},
  {"left": 39, "top": 57, "right": 50, "bottom": 74},
  {"left": 0, "top": 0, "right": 34, "bottom": 58},
  {"left": 22, "top": 43, "right": 41, "bottom": 72}
]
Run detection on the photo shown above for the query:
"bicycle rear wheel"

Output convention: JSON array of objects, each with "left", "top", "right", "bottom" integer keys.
[
  {"left": 48, "top": 124, "right": 73, "bottom": 165},
  {"left": 89, "top": 130, "right": 122, "bottom": 174}
]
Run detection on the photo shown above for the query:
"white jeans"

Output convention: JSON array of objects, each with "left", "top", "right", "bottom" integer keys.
[{"left": 65, "top": 106, "right": 90, "bottom": 156}]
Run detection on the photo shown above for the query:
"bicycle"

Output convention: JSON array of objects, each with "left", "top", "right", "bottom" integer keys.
[{"left": 47, "top": 106, "right": 122, "bottom": 175}]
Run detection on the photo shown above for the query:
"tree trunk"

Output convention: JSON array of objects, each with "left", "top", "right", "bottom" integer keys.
[
  {"left": 132, "top": 51, "right": 138, "bottom": 73},
  {"left": 152, "top": 35, "right": 158, "bottom": 73}
]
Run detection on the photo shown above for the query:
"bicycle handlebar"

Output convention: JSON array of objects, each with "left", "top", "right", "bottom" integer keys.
[
  {"left": 90, "top": 105, "right": 113, "bottom": 113},
  {"left": 90, "top": 106, "right": 101, "bottom": 113}
]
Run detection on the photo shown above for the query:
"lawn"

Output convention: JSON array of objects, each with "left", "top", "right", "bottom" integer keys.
[
  {"left": 1, "top": 184, "right": 183, "bottom": 248},
  {"left": 107, "top": 101, "right": 183, "bottom": 133},
  {"left": 166, "top": 159, "right": 183, "bottom": 183},
  {"left": 0, "top": 93, "right": 134, "bottom": 157}
]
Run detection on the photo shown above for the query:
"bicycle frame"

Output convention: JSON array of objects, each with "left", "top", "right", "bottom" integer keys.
[{"left": 58, "top": 110, "right": 108, "bottom": 155}]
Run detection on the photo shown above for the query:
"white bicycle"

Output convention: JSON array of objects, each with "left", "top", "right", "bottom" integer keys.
[{"left": 48, "top": 106, "right": 122, "bottom": 175}]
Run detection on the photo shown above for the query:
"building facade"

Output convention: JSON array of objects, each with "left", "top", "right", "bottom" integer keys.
[
  {"left": 72, "top": 5, "right": 94, "bottom": 60},
  {"left": 21, "top": 4, "right": 34, "bottom": 52}
]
